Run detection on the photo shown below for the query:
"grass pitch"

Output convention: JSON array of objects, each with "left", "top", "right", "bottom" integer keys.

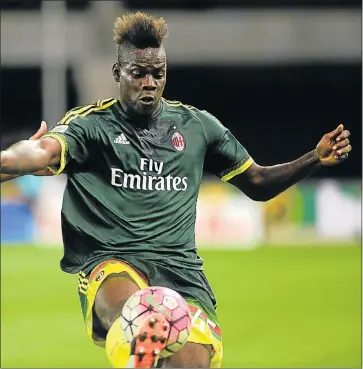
[{"left": 1, "top": 244, "right": 361, "bottom": 368}]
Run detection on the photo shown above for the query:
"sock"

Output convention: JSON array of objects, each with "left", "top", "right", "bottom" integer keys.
[{"left": 105, "top": 317, "right": 131, "bottom": 368}]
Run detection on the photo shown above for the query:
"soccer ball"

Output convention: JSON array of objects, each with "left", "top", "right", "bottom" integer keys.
[{"left": 121, "top": 286, "right": 192, "bottom": 357}]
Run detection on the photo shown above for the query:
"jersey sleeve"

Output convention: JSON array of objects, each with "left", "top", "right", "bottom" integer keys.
[
  {"left": 42, "top": 112, "right": 95, "bottom": 175},
  {"left": 199, "top": 110, "right": 254, "bottom": 182}
]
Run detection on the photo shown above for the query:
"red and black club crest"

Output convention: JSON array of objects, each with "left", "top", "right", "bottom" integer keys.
[
  {"left": 171, "top": 131, "right": 186, "bottom": 152},
  {"left": 96, "top": 271, "right": 104, "bottom": 282}
]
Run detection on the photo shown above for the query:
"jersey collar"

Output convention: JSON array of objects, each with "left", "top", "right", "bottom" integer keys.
[{"left": 116, "top": 99, "right": 164, "bottom": 127}]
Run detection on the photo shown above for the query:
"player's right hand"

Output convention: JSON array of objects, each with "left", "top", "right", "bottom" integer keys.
[
  {"left": 29, "top": 121, "right": 53, "bottom": 177},
  {"left": 29, "top": 120, "right": 48, "bottom": 140}
]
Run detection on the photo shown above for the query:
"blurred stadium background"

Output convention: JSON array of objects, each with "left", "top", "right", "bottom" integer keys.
[{"left": 1, "top": 0, "right": 361, "bottom": 368}]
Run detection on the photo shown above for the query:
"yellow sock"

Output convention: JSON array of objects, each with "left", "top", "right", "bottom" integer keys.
[{"left": 105, "top": 317, "right": 131, "bottom": 368}]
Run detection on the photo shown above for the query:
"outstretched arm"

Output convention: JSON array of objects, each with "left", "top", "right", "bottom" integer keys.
[
  {"left": 0, "top": 167, "right": 53, "bottom": 183},
  {"left": 0, "top": 121, "right": 53, "bottom": 183},
  {"left": 230, "top": 124, "right": 352, "bottom": 201},
  {"left": 1, "top": 134, "right": 61, "bottom": 178}
]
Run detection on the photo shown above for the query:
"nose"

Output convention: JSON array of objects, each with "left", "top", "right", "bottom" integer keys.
[{"left": 142, "top": 74, "right": 156, "bottom": 91}]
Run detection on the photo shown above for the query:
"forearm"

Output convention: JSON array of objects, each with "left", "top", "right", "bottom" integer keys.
[
  {"left": 1, "top": 140, "right": 51, "bottom": 175},
  {"left": 0, "top": 173, "right": 21, "bottom": 183},
  {"left": 232, "top": 150, "right": 322, "bottom": 201},
  {"left": 257, "top": 150, "right": 321, "bottom": 197}
]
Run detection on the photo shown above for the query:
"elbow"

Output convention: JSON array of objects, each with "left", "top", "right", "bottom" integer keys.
[
  {"left": 38, "top": 140, "right": 57, "bottom": 169},
  {"left": 242, "top": 174, "right": 273, "bottom": 202},
  {"left": 235, "top": 182, "right": 273, "bottom": 202},
  {"left": 231, "top": 165, "right": 277, "bottom": 202},
  {"left": 245, "top": 190, "right": 274, "bottom": 202},
  {"left": 39, "top": 151, "right": 52, "bottom": 168},
  {"left": 0, "top": 150, "right": 11, "bottom": 169},
  {"left": 240, "top": 178, "right": 276, "bottom": 202},
  {"left": 252, "top": 194, "right": 270, "bottom": 202}
]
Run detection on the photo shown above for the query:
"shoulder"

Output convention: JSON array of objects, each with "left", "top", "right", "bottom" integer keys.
[
  {"left": 54, "top": 98, "right": 118, "bottom": 129},
  {"left": 161, "top": 99, "right": 226, "bottom": 143},
  {"left": 162, "top": 98, "right": 223, "bottom": 127},
  {"left": 161, "top": 98, "right": 197, "bottom": 116}
]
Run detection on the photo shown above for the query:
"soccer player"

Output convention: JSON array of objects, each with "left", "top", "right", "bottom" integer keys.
[{"left": 0, "top": 11, "right": 352, "bottom": 369}]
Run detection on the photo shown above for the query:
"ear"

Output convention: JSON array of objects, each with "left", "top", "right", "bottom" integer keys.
[{"left": 112, "top": 63, "right": 120, "bottom": 82}]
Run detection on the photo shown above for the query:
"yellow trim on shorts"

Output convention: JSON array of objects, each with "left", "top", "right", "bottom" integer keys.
[
  {"left": 187, "top": 304, "right": 223, "bottom": 368},
  {"left": 78, "top": 271, "right": 88, "bottom": 295},
  {"left": 221, "top": 157, "right": 254, "bottom": 182}
]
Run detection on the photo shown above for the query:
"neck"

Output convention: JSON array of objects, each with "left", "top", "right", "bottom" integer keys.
[{"left": 118, "top": 100, "right": 162, "bottom": 126}]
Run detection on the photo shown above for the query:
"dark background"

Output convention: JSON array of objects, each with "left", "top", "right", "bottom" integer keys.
[
  {"left": 1, "top": 0, "right": 361, "bottom": 9},
  {"left": 1, "top": 0, "right": 361, "bottom": 179},
  {"left": 1, "top": 63, "right": 361, "bottom": 178}
]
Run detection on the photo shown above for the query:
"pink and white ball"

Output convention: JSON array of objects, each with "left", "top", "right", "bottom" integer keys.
[{"left": 121, "top": 286, "right": 192, "bottom": 357}]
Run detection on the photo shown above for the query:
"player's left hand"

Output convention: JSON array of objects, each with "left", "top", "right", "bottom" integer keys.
[{"left": 316, "top": 124, "right": 352, "bottom": 166}]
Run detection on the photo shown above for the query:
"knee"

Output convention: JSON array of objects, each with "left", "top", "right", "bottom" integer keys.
[{"left": 94, "top": 273, "right": 139, "bottom": 330}]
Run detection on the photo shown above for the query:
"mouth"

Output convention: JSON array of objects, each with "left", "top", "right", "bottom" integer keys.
[{"left": 139, "top": 96, "right": 155, "bottom": 106}]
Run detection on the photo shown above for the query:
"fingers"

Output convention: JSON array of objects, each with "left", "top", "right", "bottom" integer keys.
[
  {"left": 335, "top": 153, "right": 349, "bottom": 161},
  {"left": 327, "top": 124, "right": 344, "bottom": 139},
  {"left": 336, "top": 129, "right": 350, "bottom": 142},
  {"left": 40, "top": 120, "right": 48, "bottom": 134},
  {"left": 334, "top": 144, "right": 352, "bottom": 159},
  {"left": 332, "top": 130, "right": 352, "bottom": 160},
  {"left": 333, "top": 138, "right": 349, "bottom": 150},
  {"left": 29, "top": 121, "right": 48, "bottom": 140}
]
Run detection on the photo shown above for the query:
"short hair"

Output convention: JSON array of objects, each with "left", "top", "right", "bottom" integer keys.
[{"left": 113, "top": 11, "right": 168, "bottom": 52}]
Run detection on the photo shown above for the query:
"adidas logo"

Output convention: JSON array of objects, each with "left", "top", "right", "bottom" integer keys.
[{"left": 114, "top": 133, "right": 130, "bottom": 144}]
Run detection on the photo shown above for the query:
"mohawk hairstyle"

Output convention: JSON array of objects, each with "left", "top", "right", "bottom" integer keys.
[{"left": 113, "top": 11, "right": 168, "bottom": 50}]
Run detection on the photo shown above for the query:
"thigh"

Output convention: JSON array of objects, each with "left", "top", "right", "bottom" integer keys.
[
  {"left": 78, "top": 259, "right": 149, "bottom": 346},
  {"left": 184, "top": 302, "right": 223, "bottom": 368},
  {"left": 94, "top": 272, "right": 139, "bottom": 331},
  {"left": 166, "top": 342, "right": 211, "bottom": 368}
]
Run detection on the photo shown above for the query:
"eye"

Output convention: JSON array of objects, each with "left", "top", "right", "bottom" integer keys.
[
  {"left": 131, "top": 70, "right": 142, "bottom": 78},
  {"left": 154, "top": 71, "right": 164, "bottom": 79}
]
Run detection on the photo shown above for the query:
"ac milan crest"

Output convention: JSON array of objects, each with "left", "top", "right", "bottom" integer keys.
[
  {"left": 96, "top": 271, "right": 104, "bottom": 282},
  {"left": 171, "top": 131, "right": 186, "bottom": 152}
]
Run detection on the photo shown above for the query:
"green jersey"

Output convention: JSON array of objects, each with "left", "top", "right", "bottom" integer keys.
[{"left": 44, "top": 97, "right": 253, "bottom": 275}]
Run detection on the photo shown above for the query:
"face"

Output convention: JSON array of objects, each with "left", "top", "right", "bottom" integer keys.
[{"left": 113, "top": 46, "right": 166, "bottom": 117}]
